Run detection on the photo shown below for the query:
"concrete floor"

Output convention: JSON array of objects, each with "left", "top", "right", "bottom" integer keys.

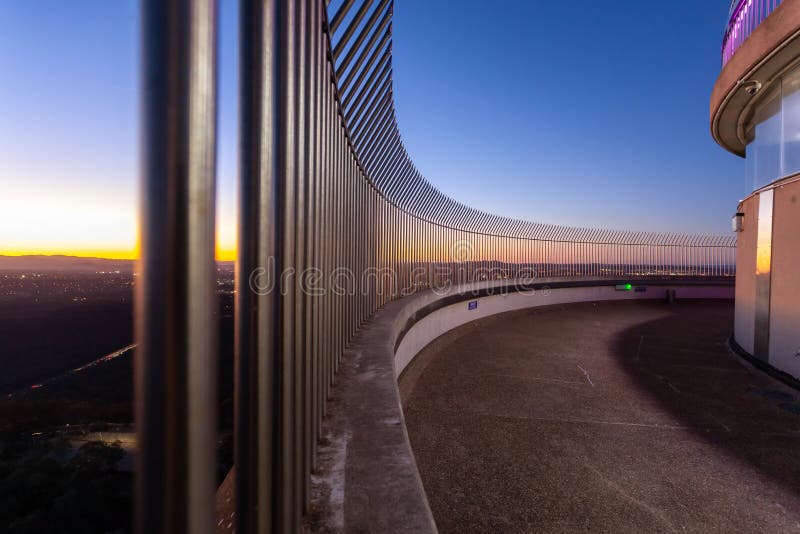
[{"left": 400, "top": 300, "right": 800, "bottom": 533}]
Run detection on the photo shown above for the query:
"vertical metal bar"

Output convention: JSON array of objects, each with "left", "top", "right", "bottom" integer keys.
[
  {"left": 319, "top": 60, "right": 328, "bottom": 421},
  {"left": 137, "top": 1, "right": 218, "bottom": 533},
  {"left": 299, "top": 0, "right": 314, "bottom": 512},
  {"left": 323, "top": 63, "right": 332, "bottom": 411},
  {"left": 321, "top": 64, "right": 329, "bottom": 410},
  {"left": 236, "top": 0, "right": 276, "bottom": 531},
  {"left": 277, "top": 0, "right": 298, "bottom": 530},
  {"left": 311, "top": 0, "right": 322, "bottom": 473},
  {"left": 336, "top": 114, "right": 343, "bottom": 369},
  {"left": 326, "top": 37, "right": 333, "bottom": 404},
  {"left": 292, "top": 0, "right": 307, "bottom": 516}
]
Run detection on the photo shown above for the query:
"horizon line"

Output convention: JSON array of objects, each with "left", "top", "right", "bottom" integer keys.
[{"left": 0, "top": 250, "right": 238, "bottom": 262}]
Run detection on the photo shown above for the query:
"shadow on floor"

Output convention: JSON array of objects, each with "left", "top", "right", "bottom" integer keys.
[{"left": 611, "top": 301, "right": 800, "bottom": 497}]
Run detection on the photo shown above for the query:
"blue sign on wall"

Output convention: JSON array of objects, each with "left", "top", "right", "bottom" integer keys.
[{"left": 468, "top": 300, "right": 478, "bottom": 310}]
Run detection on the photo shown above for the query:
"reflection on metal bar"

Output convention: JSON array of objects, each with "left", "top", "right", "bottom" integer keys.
[
  {"left": 236, "top": 0, "right": 277, "bottom": 531},
  {"left": 137, "top": 1, "right": 218, "bottom": 533}
]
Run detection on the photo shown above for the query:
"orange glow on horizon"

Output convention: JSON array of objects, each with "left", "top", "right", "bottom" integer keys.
[
  {"left": 0, "top": 248, "right": 139, "bottom": 261},
  {"left": 1, "top": 179, "right": 237, "bottom": 263},
  {"left": 1, "top": 246, "right": 237, "bottom": 262},
  {"left": 216, "top": 247, "right": 237, "bottom": 262}
]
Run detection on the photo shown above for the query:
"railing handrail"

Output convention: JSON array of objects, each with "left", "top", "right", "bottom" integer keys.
[
  {"left": 722, "top": 0, "right": 783, "bottom": 66},
  {"left": 326, "top": 1, "right": 736, "bottom": 249}
]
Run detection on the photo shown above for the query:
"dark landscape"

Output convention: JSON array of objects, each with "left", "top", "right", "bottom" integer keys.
[{"left": 0, "top": 256, "right": 235, "bottom": 533}]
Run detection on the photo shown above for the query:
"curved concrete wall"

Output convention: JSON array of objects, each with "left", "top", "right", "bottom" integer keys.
[
  {"left": 310, "top": 278, "right": 734, "bottom": 533},
  {"left": 770, "top": 180, "right": 800, "bottom": 379},
  {"left": 396, "top": 283, "right": 734, "bottom": 377},
  {"left": 735, "top": 178, "right": 800, "bottom": 382}
]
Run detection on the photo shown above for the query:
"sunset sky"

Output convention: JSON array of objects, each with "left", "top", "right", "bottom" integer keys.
[{"left": 0, "top": 1, "right": 743, "bottom": 260}]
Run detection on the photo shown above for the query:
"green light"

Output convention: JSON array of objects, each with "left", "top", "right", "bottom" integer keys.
[{"left": 625, "top": 283, "right": 632, "bottom": 290}]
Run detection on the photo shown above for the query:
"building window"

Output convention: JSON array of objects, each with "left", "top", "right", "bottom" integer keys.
[
  {"left": 745, "top": 64, "right": 800, "bottom": 192},
  {"left": 781, "top": 68, "right": 800, "bottom": 177}
]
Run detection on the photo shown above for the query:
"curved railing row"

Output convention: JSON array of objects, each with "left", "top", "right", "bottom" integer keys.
[
  {"left": 136, "top": 1, "right": 736, "bottom": 533},
  {"left": 722, "top": 0, "right": 783, "bottom": 66},
  {"left": 327, "top": 0, "right": 737, "bottom": 249}
]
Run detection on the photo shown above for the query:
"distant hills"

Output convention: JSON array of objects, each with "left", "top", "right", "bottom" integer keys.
[
  {"left": 0, "top": 255, "right": 234, "bottom": 273},
  {"left": 0, "top": 255, "right": 135, "bottom": 273}
]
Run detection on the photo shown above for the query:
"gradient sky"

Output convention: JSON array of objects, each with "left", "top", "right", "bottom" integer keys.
[{"left": 0, "top": 1, "right": 743, "bottom": 259}]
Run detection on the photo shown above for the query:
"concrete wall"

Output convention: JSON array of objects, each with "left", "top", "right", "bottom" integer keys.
[
  {"left": 396, "top": 284, "right": 734, "bottom": 377},
  {"left": 735, "top": 178, "right": 800, "bottom": 381},
  {"left": 769, "top": 180, "right": 800, "bottom": 378}
]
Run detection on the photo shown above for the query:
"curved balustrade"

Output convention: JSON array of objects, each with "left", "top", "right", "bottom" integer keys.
[
  {"left": 722, "top": 0, "right": 783, "bottom": 66},
  {"left": 329, "top": 0, "right": 738, "bottom": 248},
  {"left": 137, "top": 1, "right": 737, "bottom": 533}
]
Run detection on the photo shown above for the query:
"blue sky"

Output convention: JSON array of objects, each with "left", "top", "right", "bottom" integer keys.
[
  {"left": 392, "top": 1, "right": 744, "bottom": 233},
  {"left": 0, "top": 1, "right": 742, "bottom": 257}
]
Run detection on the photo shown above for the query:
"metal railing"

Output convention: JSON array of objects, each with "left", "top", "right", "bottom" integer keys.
[
  {"left": 136, "top": 1, "right": 737, "bottom": 532},
  {"left": 722, "top": 0, "right": 783, "bottom": 66}
]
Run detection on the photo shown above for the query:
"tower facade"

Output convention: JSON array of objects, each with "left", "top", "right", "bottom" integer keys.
[{"left": 711, "top": 0, "right": 800, "bottom": 381}]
